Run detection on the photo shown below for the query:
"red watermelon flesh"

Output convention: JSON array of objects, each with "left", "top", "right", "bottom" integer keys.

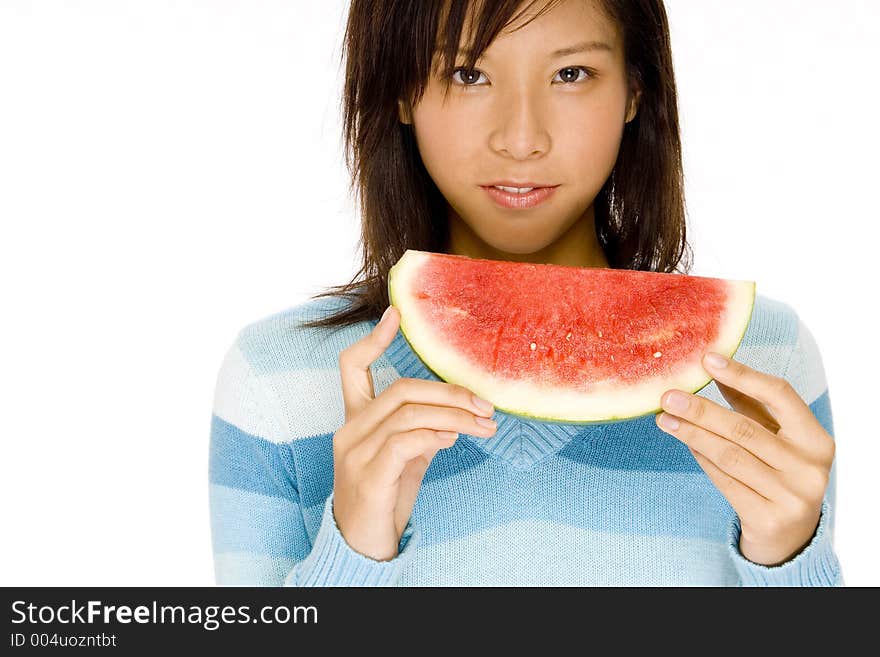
[{"left": 387, "top": 249, "right": 756, "bottom": 424}]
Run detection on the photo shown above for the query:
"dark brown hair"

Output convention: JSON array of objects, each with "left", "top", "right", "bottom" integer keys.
[{"left": 298, "top": 0, "right": 692, "bottom": 331}]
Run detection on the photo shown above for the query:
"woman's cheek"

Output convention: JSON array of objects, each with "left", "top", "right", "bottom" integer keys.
[{"left": 573, "top": 112, "right": 626, "bottom": 180}]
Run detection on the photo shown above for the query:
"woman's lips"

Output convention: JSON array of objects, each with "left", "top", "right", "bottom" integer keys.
[{"left": 482, "top": 185, "right": 559, "bottom": 209}]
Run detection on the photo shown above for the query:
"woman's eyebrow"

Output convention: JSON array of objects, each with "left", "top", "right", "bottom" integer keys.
[
  {"left": 456, "top": 40, "right": 613, "bottom": 61},
  {"left": 549, "top": 40, "right": 613, "bottom": 57}
]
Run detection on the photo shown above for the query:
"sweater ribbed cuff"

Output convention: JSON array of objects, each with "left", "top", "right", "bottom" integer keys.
[
  {"left": 726, "top": 498, "right": 842, "bottom": 586},
  {"left": 283, "top": 492, "right": 420, "bottom": 587}
]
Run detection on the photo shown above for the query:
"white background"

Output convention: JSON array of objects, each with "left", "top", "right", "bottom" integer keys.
[{"left": 1, "top": 1, "right": 878, "bottom": 586}]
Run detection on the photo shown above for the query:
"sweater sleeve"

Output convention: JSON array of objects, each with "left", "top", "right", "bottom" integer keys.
[
  {"left": 208, "top": 333, "right": 420, "bottom": 586},
  {"left": 725, "top": 314, "right": 844, "bottom": 586}
]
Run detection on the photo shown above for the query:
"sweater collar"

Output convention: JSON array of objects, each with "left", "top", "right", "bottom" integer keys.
[{"left": 375, "top": 318, "right": 612, "bottom": 470}]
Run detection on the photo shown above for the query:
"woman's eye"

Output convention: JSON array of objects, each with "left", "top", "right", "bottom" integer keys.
[
  {"left": 554, "top": 66, "right": 595, "bottom": 84},
  {"left": 450, "top": 68, "right": 488, "bottom": 86}
]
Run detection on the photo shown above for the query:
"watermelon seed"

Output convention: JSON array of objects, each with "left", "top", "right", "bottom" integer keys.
[
  {"left": 598, "top": 330, "right": 603, "bottom": 337},
  {"left": 530, "top": 342, "right": 537, "bottom": 351},
  {"left": 566, "top": 332, "right": 572, "bottom": 340},
  {"left": 611, "top": 355, "right": 615, "bottom": 361},
  {"left": 654, "top": 351, "right": 663, "bottom": 358}
]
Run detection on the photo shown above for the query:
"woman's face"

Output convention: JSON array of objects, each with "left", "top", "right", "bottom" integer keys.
[{"left": 399, "top": 0, "right": 639, "bottom": 265}]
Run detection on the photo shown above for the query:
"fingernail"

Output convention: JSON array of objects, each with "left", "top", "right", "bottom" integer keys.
[
  {"left": 474, "top": 416, "right": 496, "bottom": 428},
  {"left": 658, "top": 413, "right": 680, "bottom": 430},
  {"left": 705, "top": 352, "right": 727, "bottom": 369},
  {"left": 472, "top": 394, "right": 494, "bottom": 414},
  {"left": 379, "top": 306, "right": 393, "bottom": 324},
  {"left": 664, "top": 390, "right": 689, "bottom": 412}
]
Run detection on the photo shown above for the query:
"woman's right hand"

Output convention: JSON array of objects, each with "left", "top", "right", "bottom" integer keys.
[{"left": 332, "top": 305, "right": 498, "bottom": 561}]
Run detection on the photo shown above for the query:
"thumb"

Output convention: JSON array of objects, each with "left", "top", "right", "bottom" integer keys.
[{"left": 339, "top": 305, "right": 400, "bottom": 421}]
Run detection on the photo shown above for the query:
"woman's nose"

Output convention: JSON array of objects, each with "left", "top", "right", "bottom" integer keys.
[{"left": 489, "top": 92, "right": 551, "bottom": 159}]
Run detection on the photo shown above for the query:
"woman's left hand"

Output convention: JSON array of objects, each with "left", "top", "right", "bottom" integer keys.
[{"left": 655, "top": 351, "right": 836, "bottom": 567}]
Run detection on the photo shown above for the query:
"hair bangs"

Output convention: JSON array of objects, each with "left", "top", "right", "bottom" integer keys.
[{"left": 405, "top": 0, "right": 567, "bottom": 110}]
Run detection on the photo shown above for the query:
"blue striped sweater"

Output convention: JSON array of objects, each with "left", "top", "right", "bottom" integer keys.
[{"left": 208, "top": 292, "right": 843, "bottom": 586}]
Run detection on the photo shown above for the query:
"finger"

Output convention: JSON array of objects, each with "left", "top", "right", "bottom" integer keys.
[
  {"left": 687, "top": 446, "right": 771, "bottom": 522},
  {"left": 657, "top": 412, "right": 788, "bottom": 501},
  {"left": 714, "top": 379, "right": 780, "bottom": 434},
  {"left": 660, "top": 389, "right": 791, "bottom": 470},
  {"left": 363, "top": 429, "right": 459, "bottom": 489},
  {"left": 351, "top": 377, "right": 495, "bottom": 447},
  {"left": 339, "top": 306, "right": 400, "bottom": 422},
  {"left": 354, "top": 402, "right": 496, "bottom": 463},
  {"left": 395, "top": 452, "right": 438, "bottom": 533},
  {"left": 701, "top": 352, "right": 821, "bottom": 446}
]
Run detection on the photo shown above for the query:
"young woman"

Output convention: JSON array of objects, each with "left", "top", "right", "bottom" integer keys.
[{"left": 208, "top": 0, "right": 842, "bottom": 586}]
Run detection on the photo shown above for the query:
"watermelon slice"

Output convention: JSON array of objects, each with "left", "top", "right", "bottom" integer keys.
[{"left": 387, "top": 249, "right": 756, "bottom": 424}]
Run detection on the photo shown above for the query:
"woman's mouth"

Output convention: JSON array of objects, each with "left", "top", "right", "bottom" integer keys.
[{"left": 481, "top": 184, "right": 559, "bottom": 209}]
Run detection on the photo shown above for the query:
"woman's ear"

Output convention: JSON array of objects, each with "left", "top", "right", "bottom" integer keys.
[
  {"left": 625, "top": 88, "right": 641, "bottom": 124},
  {"left": 398, "top": 99, "right": 412, "bottom": 125}
]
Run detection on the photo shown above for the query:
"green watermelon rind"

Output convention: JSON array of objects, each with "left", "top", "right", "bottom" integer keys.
[{"left": 388, "top": 252, "right": 756, "bottom": 426}]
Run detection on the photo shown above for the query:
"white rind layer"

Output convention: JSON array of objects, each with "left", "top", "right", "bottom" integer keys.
[{"left": 388, "top": 249, "right": 756, "bottom": 424}]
